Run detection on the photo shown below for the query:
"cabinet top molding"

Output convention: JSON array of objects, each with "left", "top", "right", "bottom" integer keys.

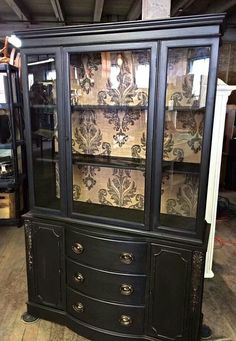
[{"left": 16, "top": 13, "right": 225, "bottom": 46}]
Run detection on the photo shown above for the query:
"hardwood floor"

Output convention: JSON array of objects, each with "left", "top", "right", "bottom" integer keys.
[
  {"left": 0, "top": 217, "right": 235, "bottom": 341},
  {"left": 0, "top": 226, "right": 87, "bottom": 341},
  {"left": 202, "top": 212, "right": 236, "bottom": 341}
]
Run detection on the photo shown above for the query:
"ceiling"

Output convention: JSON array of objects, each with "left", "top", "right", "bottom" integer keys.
[{"left": 0, "top": 0, "right": 236, "bottom": 40}]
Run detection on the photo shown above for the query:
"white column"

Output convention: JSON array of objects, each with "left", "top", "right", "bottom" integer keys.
[
  {"left": 205, "top": 79, "right": 236, "bottom": 278},
  {"left": 142, "top": 0, "right": 171, "bottom": 20}
]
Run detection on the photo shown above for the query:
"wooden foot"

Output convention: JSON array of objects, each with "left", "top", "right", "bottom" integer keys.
[{"left": 21, "top": 312, "right": 39, "bottom": 324}]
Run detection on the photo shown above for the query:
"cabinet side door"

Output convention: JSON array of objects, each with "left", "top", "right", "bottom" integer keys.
[
  {"left": 25, "top": 220, "right": 65, "bottom": 309},
  {"left": 148, "top": 243, "right": 192, "bottom": 340}
]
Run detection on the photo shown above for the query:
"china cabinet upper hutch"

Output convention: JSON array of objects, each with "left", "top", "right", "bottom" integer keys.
[{"left": 18, "top": 13, "right": 224, "bottom": 341}]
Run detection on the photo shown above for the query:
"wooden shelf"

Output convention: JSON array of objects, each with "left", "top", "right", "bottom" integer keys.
[
  {"left": 0, "top": 140, "right": 25, "bottom": 149},
  {"left": 162, "top": 160, "right": 200, "bottom": 175},
  {"left": 72, "top": 154, "right": 146, "bottom": 171},
  {"left": 0, "top": 103, "right": 22, "bottom": 109},
  {"left": 30, "top": 104, "right": 56, "bottom": 109},
  {"left": 165, "top": 106, "right": 206, "bottom": 112},
  {"left": 71, "top": 104, "right": 148, "bottom": 111},
  {"left": 0, "top": 174, "right": 26, "bottom": 189}
]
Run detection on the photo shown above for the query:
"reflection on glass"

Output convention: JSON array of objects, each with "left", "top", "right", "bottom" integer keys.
[
  {"left": 0, "top": 110, "right": 11, "bottom": 143},
  {"left": 17, "top": 145, "right": 22, "bottom": 174},
  {"left": 0, "top": 73, "right": 7, "bottom": 103},
  {"left": 11, "top": 73, "right": 18, "bottom": 103},
  {"left": 70, "top": 50, "right": 150, "bottom": 222},
  {"left": 27, "top": 54, "right": 60, "bottom": 209},
  {"left": 14, "top": 107, "right": 22, "bottom": 141},
  {"left": 160, "top": 47, "right": 211, "bottom": 226},
  {"left": 161, "top": 172, "right": 199, "bottom": 217},
  {"left": 0, "top": 147, "right": 14, "bottom": 179}
]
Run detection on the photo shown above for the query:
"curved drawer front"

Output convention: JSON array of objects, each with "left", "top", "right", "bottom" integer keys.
[
  {"left": 67, "top": 288, "right": 145, "bottom": 335},
  {"left": 67, "top": 260, "right": 146, "bottom": 305},
  {"left": 67, "top": 230, "right": 147, "bottom": 274}
]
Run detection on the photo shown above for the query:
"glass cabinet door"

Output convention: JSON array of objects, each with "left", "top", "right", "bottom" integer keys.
[
  {"left": 27, "top": 54, "right": 60, "bottom": 209},
  {"left": 160, "top": 46, "right": 211, "bottom": 229},
  {"left": 69, "top": 49, "right": 151, "bottom": 223},
  {"left": 0, "top": 70, "right": 14, "bottom": 183}
]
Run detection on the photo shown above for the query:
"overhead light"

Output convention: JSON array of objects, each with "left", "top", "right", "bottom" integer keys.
[
  {"left": 27, "top": 58, "right": 55, "bottom": 66},
  {"left": 8, "top": 34, "right": 22, "bottom": 48}
]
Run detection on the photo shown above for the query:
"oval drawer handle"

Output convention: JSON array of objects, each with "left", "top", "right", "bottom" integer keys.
[
  {"left": 120, "top": 252, "right": 134, "bottom": 265},
  {"left": 72, "top": 243, "right": 84, "bottom": 255},
  {"left": 74, "top": 272, "right": 84, "bottom": 283},
  {"left": 119, "top": 315, "right": 132, "bottom": 326},
  {"left": 72, "top": 302, "right": 84, "bottom": 313},
  {"left": 120, "top": 284, "right": 134, "bottom": 296}
]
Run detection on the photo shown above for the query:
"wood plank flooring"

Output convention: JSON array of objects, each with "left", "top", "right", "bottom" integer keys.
[
  {"left": 0, "top": 226, "right": 87, "bottom": 341},
  {"left": 0, "top": 217, "right": 235, "bottom": 341},
  {"left": 202, "top": 212, "right": 236, "bottom": 341}
]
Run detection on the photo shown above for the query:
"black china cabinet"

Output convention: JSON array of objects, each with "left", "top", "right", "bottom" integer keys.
[
  {"left": 0, "top": 63, "right": 26, "bottom": 226},
  {"left": 18, "top": 14, "right": 224, "bottom": 341}
]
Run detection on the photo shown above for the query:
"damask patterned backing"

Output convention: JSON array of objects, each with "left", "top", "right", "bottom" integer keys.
[
  {"left": 73, "top": 166, "right": 145, "bottom": 211},
  {"left": 70, "top": 49, "right": 150, "bottom": 220},
  {"left": 71, "top": 109, "right": 146, "bottom": 159},
  {"left": 161, "top": 173, "right": 199, "bottom": 218},
  {"left": 70, "top": 50, "right": 150, "bottom": 106}
]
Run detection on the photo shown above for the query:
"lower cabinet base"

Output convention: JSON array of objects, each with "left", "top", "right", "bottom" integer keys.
[
  {"left": 24, "top": 218, "right": 207, "bottom": 341},
  {"left": 27, "top": 302, "right": 165, "bottom": 341}
]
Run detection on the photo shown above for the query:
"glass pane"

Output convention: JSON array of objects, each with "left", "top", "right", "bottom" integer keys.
[
  {"left": 17, "top": 145, "right": 23, "bottom": 174},
  {"left": 11, "top": 73, "right": 18, "bottom": 104},
  {"left": 14, "top": 107, "right": 22, "bottom": 141},
  {"left": 0, "top": 72, "right": 7, "bottom": 104},
  {"left": 27, "top": 54, "right": 60, "bottom": 209},
  {"left": 0, "top": 147, "right": 14, "bottom": 180},
  {"left": 160, "top": 46, "right": 211, "bottom": 228},
  {"left": 70, "top": 49, "right": 150, "bottom": 223},
  {"left": 0, "top": 110, "right": 11, "bottom": 143}
]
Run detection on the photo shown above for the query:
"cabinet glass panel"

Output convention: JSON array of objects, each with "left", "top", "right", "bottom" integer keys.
[
  {"left": 70, "top": 49, "right": 150, "bottom": 223},
  {"left": 11, "top": 73, "right": 18, "bottom": 104},
  {"left": 0, "top": 72, "right": 7, "bottom": 104},
  {"left": 14, "top": 107, "right": 22, "bottom": 141},
  {"left": 17, "top": 145, "right": 23, "bottom": 174},
  {"left": 27, "top": 54, "right": 60, "bottom": 209},
  {"left": 0, "top": 109, "right": 11, "bottom": 143},
  {"left": 0, "top": 147, "right": 14, "bottom": 180},
  {"left": 160, "top": 46, "right": 210, "bottom": 229}
]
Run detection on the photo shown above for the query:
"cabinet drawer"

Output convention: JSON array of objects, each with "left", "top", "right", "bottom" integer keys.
[
  {"left": 67, "top": 230, "right": 147, "bottom": 274},
  {"left": 67, "top": 288, "right": 145, "bottom": 334},
  {"left": 67, "top": 260, "right": 146, "bottom": 305}
]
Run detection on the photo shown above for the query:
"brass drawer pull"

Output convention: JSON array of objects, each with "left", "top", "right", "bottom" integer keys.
[
  {"left": 72, "top": 243, "right": 84, "bottom": 255},
  {"left": 120, "top": 252, "right": 134, "bottom": 264},
  {"left": 74, "top": 272, "right": 84, "bottom": 283},
  {"left": 72, "top": 302, "right": 84, "bottom": 313},
  {"left": 119, "top": 315, "right": 132, "bottom": 326},
  {"left": 120, "top": 284, "right": 134, "bottom": 296}
]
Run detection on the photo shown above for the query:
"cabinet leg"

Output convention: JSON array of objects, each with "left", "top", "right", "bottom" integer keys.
[
  {"left": 201, "top": 324, "right": 212, "bottom": 340},
  {"left": 21, "top": 312, "right": 39, "bottom": 324}
]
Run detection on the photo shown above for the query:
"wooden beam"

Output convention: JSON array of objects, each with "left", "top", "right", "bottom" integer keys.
[
  {"left": 171, "top": 0, "right": 195, "bottom": 16},
  {"left": 50, "top": 0, "right": 65, "bottom": 23},
  {"left": 127, "top": 0, "right": 142, "bottom": 21},
  {"left": 4, "top": 0, "right": 30, "bottom": 21},
  {"left": 93, "top": 0, "right": 104, "bottom": 22},
  {"left": 142, "top": 0, "right": 171, "bottom": 20},
  {"left": 205, "top": 0, "right": 236, "bottom": 13}
]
